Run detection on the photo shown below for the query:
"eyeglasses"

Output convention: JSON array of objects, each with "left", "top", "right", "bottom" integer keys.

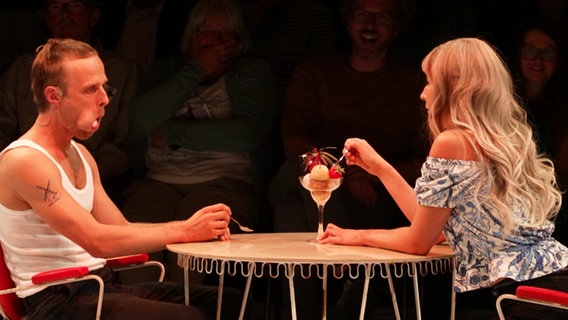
[
  {"left": 350, "top": 10, "right": 394, "bottom": 26},
  {"left": 196, "top": 26, "right": 236, "bottom": 40},
  {"left": 46, "top": 1, "right": 88, "bottom": 15},
  {"left": 521, "top": 45, "right": 558, "bottom": 62}
]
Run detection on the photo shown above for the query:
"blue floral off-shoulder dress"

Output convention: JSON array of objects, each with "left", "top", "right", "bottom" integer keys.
[{"left": 415, "top": 157, "right": 568, "bottom": 293}]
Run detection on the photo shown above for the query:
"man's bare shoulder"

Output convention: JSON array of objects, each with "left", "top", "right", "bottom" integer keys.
[
  {"left": 1, "top": 145, "right": 52, "bottom": 166},
  {"left": 0, "top": 146, "right": 59, "bottom": 209},
  {"left": 0, "top": 145, "right": 60, "bottom": 183}
]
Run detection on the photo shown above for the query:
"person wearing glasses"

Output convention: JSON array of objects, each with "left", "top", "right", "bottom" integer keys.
[
  {"left": 122, "top": 0, "right": 275, "bottom": 282},
  {"left": 0, "top": 0, "right": 138, "bottom": 204},
  {"left": 507, "top": 20, "right": 568, "bottom": 247},
  {"left": 269, "top": 0, "right": 427, "bottom": 318},
  {"left": 509, "top": 20, "right": 567, "bottom": 159}
]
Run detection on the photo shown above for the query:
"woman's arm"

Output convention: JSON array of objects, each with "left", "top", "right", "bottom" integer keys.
[
  {"left": 322, "top": 130, "right": 476, "bottom": 253},
  {"left": 319, "top": 203, "right": 451, "bottom": 255}
]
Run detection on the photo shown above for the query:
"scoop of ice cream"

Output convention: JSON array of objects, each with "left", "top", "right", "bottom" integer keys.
[{"left": 310, "top": 164, "right": 329, "bottom": 180}]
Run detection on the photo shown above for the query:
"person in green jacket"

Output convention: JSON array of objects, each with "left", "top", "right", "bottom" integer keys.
[{"left": 122, "top": 0, "right": 276, "bottom": 282}]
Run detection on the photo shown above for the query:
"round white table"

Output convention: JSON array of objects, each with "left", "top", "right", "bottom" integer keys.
[{"left": 167, "top": 232, "right": 456, "bottom": 320}]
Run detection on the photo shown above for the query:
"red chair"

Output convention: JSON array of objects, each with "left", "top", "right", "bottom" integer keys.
[
  {"left": 496, "top": 285, "right": 568, "bottom": 319},
  {"left": 0, "top": 244, "right": 165, "bottom": 320}
]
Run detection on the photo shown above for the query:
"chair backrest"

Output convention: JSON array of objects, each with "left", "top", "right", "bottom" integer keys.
[
  {"left": 516, "top": 285, "right": 568, "bottom": 306},
  {"left": 0, "top": 244, "right": 26, "bottom": 320}
]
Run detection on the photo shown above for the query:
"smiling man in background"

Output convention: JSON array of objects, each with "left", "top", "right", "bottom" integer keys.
[{"left": 269, "top": 0, "right": 428, "bottom": 318}]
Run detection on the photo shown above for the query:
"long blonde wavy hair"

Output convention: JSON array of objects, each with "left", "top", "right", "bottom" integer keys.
[{"left": 421, "top": 37, "right": 562, "bottom": 231}]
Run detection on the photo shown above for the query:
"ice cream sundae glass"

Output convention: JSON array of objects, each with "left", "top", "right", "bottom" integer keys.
[{"left": 299, "top": 147, "right": 344, "bottom": 242}]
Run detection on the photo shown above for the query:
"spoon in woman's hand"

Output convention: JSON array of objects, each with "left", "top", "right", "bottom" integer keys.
[
  {"left": 231, "top": 217, "right": 254, "bottom": 232},
  {"left": 334, "top": 150, "right": 346, "bottom": 165}
]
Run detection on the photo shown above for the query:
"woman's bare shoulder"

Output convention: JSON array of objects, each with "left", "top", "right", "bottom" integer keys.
[{"left": 429, "top": 129, "right": 478, "bottom": 161}]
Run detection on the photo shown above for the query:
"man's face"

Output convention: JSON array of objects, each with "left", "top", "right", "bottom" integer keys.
[
  {"left": 346, "top": 0, "right": 400, "bottom": 59},
  {"left": 44, "top": 0, "right": 99, "bottom": 42},
  {"left": 57, "top": 56, "right": 109, "bottom": 141}
]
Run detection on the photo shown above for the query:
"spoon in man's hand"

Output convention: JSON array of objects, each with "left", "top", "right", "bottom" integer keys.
[{"left": 231, "top": 217, "right": 254, "bottom": 232}]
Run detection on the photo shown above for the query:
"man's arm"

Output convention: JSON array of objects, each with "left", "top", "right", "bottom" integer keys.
[{"left": 1, "top": 146, "right": 231, "bottom": 258}]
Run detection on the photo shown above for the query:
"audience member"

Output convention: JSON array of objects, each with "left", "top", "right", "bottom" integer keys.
[
  {"left": 122, "top": 0, "right": 275, "bottom": 282},
  {"left": 97, "top": 0, "right": 197, "bottom": 75},
  {"left": 0, "top": 0, "right": 139, "bottom": 203},
  {"left": 509, "top": 20, "right": 567, "bottom": 157},
  {"left": 506, "top": 20, "right": 568, "bottom": 245},
  {"left": 319, "top": 37, "right": 568, "bottom": 320},
  {"left": 0, "top": 37, "right": 240, "bottom": 320},
  {"left": 268, "top": 0, "right": 427, "bottom": 318}
]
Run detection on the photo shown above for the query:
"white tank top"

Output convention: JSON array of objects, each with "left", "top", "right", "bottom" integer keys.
[{"left": 0, "top": 140, "right": 106, "bottom": 298}]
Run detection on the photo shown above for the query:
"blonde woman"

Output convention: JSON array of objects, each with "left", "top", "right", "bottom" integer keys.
[{"left": 319, "top": 38, "right": 568, "bottom": 318}]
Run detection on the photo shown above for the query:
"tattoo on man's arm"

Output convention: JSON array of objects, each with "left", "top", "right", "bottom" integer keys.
[{"left": 36, "top": 180, "right": 60, "bottom": 206}]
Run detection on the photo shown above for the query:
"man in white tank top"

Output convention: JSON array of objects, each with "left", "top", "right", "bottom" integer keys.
[{"left": 0, "top": 37, "right": 240, "bottom": 319}]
